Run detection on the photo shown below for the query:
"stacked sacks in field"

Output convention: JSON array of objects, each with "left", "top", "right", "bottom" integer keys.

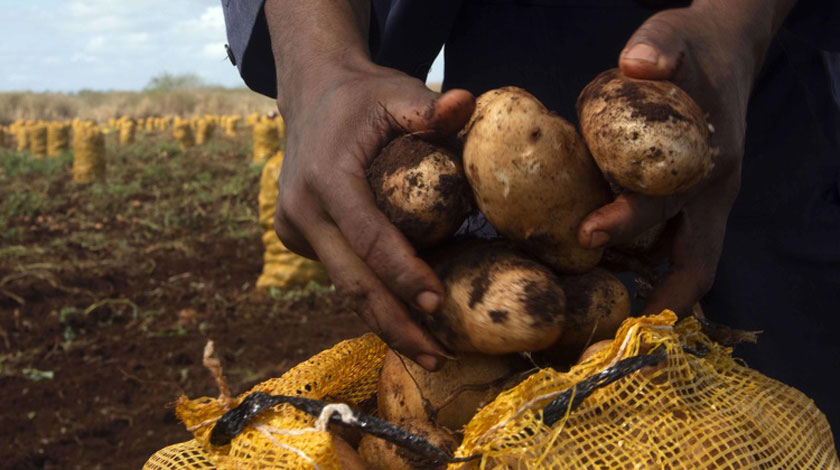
[
  {"left": 47, "top": 122, "right": 71, "bottom": 157},
  {"left": 13, "top": 120, "right": 31, "bottom": 152},
  {"left": 118, "top": 118, "right": 137, "bottom": 146},
  {"left": 257, "top": 150, "right": 329, "bottom": 289},
  {"left": 29, "top": 122, "right": 48, "bottom": 158},
  {"left": 222, "top": 115, "right": 240, "bottom": 137},
  {"left": 252, "top": 117, "right": 280, "bottom": 163},
  {"left": 173, "top": 118, "right": 195, "bottom": 150},
  {"left": 195, "top": 117, "right": 216, "bottom": 145},
  {"left": 145, "top": 117, "right": 156, "bottom": 133},
  {"left": 245, "top": 112, "right": 260, "bottom": 127},
  {"left": 72, "top": 121, "right": 106, "bottom": 182}
]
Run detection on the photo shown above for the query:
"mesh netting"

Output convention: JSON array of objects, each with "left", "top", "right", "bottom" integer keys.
[
  {"left": 454, "top": 311, "right": 837, "bottom": 469},
  {"left": 145, "top": 312, "right": 838, "bottom": 470},
  {"left": 145, "top": 333, "right": 387, "bottom": 470}
]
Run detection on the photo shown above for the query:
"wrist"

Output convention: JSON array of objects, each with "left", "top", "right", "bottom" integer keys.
[{"left": 275, "top": 52, "right": 376, "bottom": 118}]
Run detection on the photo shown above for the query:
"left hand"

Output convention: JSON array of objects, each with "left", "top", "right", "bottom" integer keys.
[{"left": 578, "top": 2, "right": 775, "bottom": 316}]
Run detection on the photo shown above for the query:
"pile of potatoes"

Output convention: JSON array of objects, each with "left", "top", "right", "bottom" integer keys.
[{"left": 339, "top": 69, "right": 714, "bottom": 469}]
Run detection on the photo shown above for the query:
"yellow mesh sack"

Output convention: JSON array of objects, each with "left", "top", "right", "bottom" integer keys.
[
  {"left": 256, "top": 151, "right": 329, "bottom": 289},
  {"left": 196, "top": 118, "right": 216, "bottom": 145},
  {"left": 119, "top": 119, "right": 137, "bottom": 146},
  {"left": 72, "top": 123, "right": 106, "bottom": 182},
  {"left": 145, "top": 312, "right": 838, "bottom": 470},
  {"left": 29, "top": 123, "right": 48, "bottom": 157},
  {"left": 453, "top": 311, "right": 837, "bottom": 469},
  {"left": 253, "top": 120, "right": 280, "bottom": 163},
  {"left": 144, "top": 333, "right": 387, "bottom": 470},
  {"left": 47, "top": 122, "right": 70, "bottom": 157},
  {"left": 174, "top": 119, "right": 195, "bottom": 150},
  {"left": 223, "top": 116, "right": 240, "bottom": 138}
]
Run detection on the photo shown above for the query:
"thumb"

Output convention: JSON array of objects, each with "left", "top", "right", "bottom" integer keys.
[
  {"left": 390, "top": 88, "right": 476, "bottom": 138},
  {"left": 619, "top": 16, "right": 687, "bottom": 80}
]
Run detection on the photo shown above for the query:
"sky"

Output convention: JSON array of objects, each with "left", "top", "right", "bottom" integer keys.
[{"left": 0, "top": 0, "right": 445, "bottom": 92}]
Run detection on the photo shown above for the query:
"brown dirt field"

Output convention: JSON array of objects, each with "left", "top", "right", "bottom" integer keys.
[{"left": 0, "top": 131, "right": 367, "bottom": 469}]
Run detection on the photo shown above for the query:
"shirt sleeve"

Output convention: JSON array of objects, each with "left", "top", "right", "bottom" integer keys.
[
  {"left": 784, "top": 0, "right": 840, "bottom": 52},
  {"left": 221, "top": 0, "right": 278, "bottom": 98}
]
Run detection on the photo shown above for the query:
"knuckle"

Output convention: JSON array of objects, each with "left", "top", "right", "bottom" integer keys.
[{"left": 277, "top": 189, "right": 303, "bottom": 225}]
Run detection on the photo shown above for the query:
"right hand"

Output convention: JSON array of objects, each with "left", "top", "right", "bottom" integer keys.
[{"left": 274, "top": 60, "right": 475, "bottom": 370}]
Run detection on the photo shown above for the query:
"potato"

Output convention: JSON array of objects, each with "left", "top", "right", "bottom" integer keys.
[
  {"left": 367, "top": 134, "right": 474, "bottom": 249},
  {"left": 462, "top": 87, "right": 611, "bottom": 273},
  {"left": 577, "top": 69, "right": 714, "bottom": 196},
  {"left": 357, "top": 419, "right": 458, "bottom": 470},
  {"left": 332, "top": 434, "right": 369, "bottom": 470},
  {"left": 576, "top": 339, "right": 614, "bottom": 365},
  {"left": 544, "top": 268, "right": 631, "bottom": 366},
  {"left": 378, "top": 348, "right": 514, "bottom": 430},
  {"left": 419, "top": 240, "right": 566, "bottom": 354}
]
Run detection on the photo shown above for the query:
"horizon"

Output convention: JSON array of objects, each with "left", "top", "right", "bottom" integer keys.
[{"left": 0, "top": 1, "right": 445, "bottom": 94}]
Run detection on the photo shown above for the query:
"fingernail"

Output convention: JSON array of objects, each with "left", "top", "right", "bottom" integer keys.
[
  {"left": 624, "top": 43, "right": 659, "bottom": 65},
  {"left": 415, "top": 291, "right": 440, "bottom": 313},
  {"left": 590, "top": 231, "right": 610, "bottom": 248},
  {"left": 416, "top": 354, "right": 442, "bottom": 371}
]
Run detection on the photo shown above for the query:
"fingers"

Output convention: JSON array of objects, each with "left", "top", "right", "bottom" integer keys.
[
  {"left": 578, "top": 191, "right": 686, "bottom": 249},
  {"left": 273, "top": 208, "right": 317, "bottom": 259},
  {"left": 299, "top": 207, "right": 448, "bottom": 370},
  {"left": 386, "top": 87, "right": 475, "bottom": 139},
  {"left": 619, "top": 15, "right": 687, "bottom": 80},
  {"left": 318, "top": 171, "right": 445, "bottom": 314},
  {"left": 639, "top": 201, "right": 728, "bottom": 317}
]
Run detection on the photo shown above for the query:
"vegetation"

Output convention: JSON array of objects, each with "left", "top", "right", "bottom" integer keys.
[{"left": 0, "top": 75, "right": 276, "bottom": 123}]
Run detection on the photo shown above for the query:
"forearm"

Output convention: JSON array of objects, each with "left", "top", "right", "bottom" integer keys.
[{"left": 263, "top": 0, "right": 375, "bottom": 115}]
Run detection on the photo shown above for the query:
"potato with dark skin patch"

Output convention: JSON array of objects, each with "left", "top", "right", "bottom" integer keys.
[
  {"left": 418, "top": 240, "right": 567, "bottom": 355},
  {"left": 577, "top": 69, "right": 714, "bottom": 196},
  {"left": 544, "top": 268, "right": 631, "bottom": 366},
  {"left": 357, "top": 418, "right": 458, "bottom": 470},
  {"left": 462, "top": 87, "right": 611, "bottom": 273},
  {"left": 367, "top": 134, "right": 474, "bottom": 249},
  {"left": 377, "top": 348, "right": 514, "bottom": 430}
]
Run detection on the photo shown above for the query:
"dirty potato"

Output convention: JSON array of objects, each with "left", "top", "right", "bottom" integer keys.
[
  {"left": 367, "top": 134, "right": 474, "bottom": 249},
  {"left": 419, "top": 240, "right": 567, "bottom": 354},
  {"left": 377, "top": 348, "right": 514, "bottom": 430},
  {"left": 462, "top": 87, "right": 611, "bottom": 273},
  {"left": 545, "top": 268, "right": 631, "bottom": 366},
  {"left": 577, "top": 69, "right": 714, "bottom": 196}
]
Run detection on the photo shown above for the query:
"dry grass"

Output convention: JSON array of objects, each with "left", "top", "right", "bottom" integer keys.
[{"left": 0, "top": 88, "right": 277, "bottom": 123}]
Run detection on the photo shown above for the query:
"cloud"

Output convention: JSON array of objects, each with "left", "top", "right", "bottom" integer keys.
[{"left": 0, "top": 0, "right": 244, "bottom": 92}]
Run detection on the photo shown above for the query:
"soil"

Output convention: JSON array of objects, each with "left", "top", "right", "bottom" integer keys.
[{"left": 0, "top": 134, "right": 368, "bottom": 469}]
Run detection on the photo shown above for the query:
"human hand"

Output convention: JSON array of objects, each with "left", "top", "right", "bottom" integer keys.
[
  {"left": 578, "top": 1, "right": 785, "bottom": 316},
  {"left": 274, "top": 60, "right": 475, "bottom": 369}
]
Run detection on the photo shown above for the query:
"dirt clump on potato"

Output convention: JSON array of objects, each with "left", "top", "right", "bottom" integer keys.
[
  {"left": 463, "top": 87, "right": 611, "bottom": 273},
  {"left": 578, "top": 68, "right": 714, "bottom": 196},
  {"left": 367, "top": 135, "right": 473, "bottom": 249},
  {"left": 418, "top": 240, "right": 566, "bottom": 354}
]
